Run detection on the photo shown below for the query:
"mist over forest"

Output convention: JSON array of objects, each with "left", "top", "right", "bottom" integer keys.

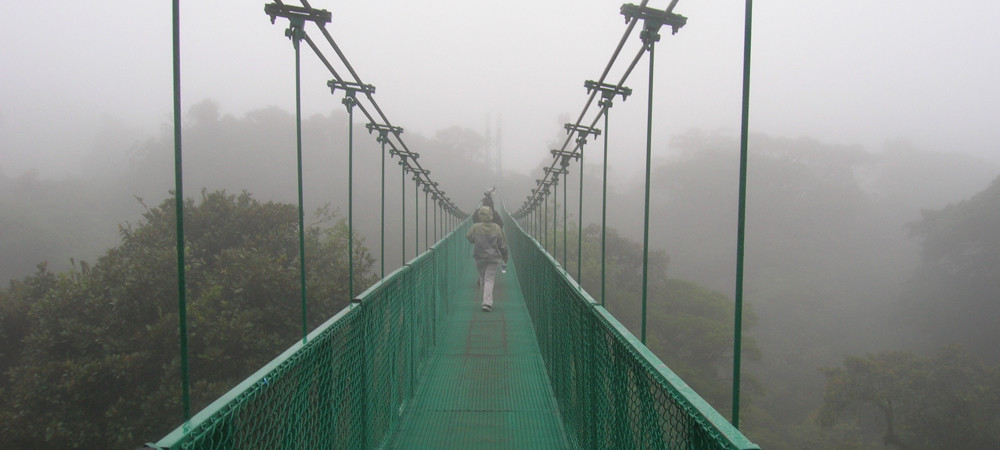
[{"left": 2, "top": 100, "right": 999, "bottom": 448}]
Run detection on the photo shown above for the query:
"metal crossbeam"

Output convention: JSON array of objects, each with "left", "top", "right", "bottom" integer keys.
[
  {"left": 366, "top": 123, "right": 404, "bottom": 141},
  {"left": 389, "top": 148, "right": 418, "bottom": 161},
  {"left": 564, "top": 123, "right": 602, "bottom": 137},
  {"left": 550, "top": 149, "right": 579, "bottom": 158},
  {"left": 264, "top": 3, "right": 332, "bottom": 25},
  {"left": 585, "top": 80, "right": 633, "bottom": 101},
  {"left": 328, "top": 80, "right": 375, "bottom": 96},
  {"left": 620, "top": 3, "right": 687, "bottom": 35}
]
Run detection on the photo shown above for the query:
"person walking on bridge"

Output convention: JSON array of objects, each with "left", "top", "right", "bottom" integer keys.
[
  {"left": 466, "top": 206, "right": 508, "bottom": 312},
  {"left": 473, "top": 187, "right": 504, "bottom": 228}
]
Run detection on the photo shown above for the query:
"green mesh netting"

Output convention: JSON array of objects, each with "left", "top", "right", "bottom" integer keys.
[
  {"left": 505, "top": 211, "right": 759, "bottom": 450},
  {"left": 153, "top": 211, "right": 757, "bottom": 449},
  {"left": 152, "top": 221, "right": 470, "bottom": 449}
]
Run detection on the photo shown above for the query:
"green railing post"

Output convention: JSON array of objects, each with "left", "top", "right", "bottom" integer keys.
[
  {"left": 414, "top": 177, "right": 419, "bottom": 256},
  {"left": 380, "top": 134, "right": 387, "bottom": 278},
  {"left": 563, "top": 164, "right": 568, "bottom": 267},
  {"left": 328, "top": 80, "right": 374, "bottom": 299},
  {"left": 600, "top": 103, "right": 610, "bottom": 306},
  {"left": 344, "top": 91, "right": 357, "bottom": 299},
  {"left": 424, "top": 186, "right": 431, "bottom": 252},
  {"left": 733, "top": 0, "right": 754, "bottom": 429},
  {"left": 543, "top": 189, "right": 549, "bottom": 251},
  {"left": 639, "top": 24, "right": 657, "bottom": 344},
  {"left": 170, "top": 0, "right": 190, "bottom": 422},
  {"left": 577, "top": 143, "right": 583, "bottom": 281},
  {"left": 401, "top": 158, "right": 407, "bottom": 264},
  {"left": 288, "top": 17, "right": 309, "bottom": 343},
  {"left": 553, "top": 178, "right": 558, "bottom": 257},
  {"left": 368, "top": 124, "right": 402, "bottom": 278}
]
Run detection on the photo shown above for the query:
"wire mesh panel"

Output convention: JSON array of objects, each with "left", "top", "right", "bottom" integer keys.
[
  {"left": 506, "top": 213, "right": 759, "bottom": 450},
  {"left": 151, "top": 221, "right": 470, "bottom": 450}
]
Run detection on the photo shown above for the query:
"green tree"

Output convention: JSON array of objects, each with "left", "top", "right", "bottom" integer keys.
[
  {"left": 568, "top": 223, "right": 760, "bottom": 411},
  {"left": 819, "top": 347, "right": 1000, "bottom": 449},
  {"left": 902, "top": 175, "right": 1000, "bottom": 360},
  {"left": 0, "top": 190, "right": 376, "bottom": 448}
]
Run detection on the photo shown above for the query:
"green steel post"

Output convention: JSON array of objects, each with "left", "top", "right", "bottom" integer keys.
[
  {"left": 733, "top": 0, "right": 754, "bottom": 429},
  {"left": 380, "top": 137, "right": 386, "bottom": 279},
  {"left": 407, "top": 263, "right": 414, "bottom": 402},
  {"left": 578, "top": 145, "right": 583, "bottom": 281},
  {"left": 640, "top": 36, "right": 656, "bottom": 344},
  {"left": 563, "top": 170, "right": 568, "bottom": 267},
  {"left": 399, "top": 164, "right": 406, "bottom": 267},
  {"left": 346, "top": 94, "right": 355, "bottom": 300},
  {"left": 601, "top": 106, "right": 610, "bottom": 306},
  {"left": 291, "top": 19, "right": 308, "bottom": 343},
  {"left": 424, "top": 190, "right": 429, "bottom": 251},
  {"left": 543, "top": 192, "right": 548, "bottom": 250},
  {"left": 171, "top": 0, "right": 190, "bottom": 421},
  {"left": 553, "top": 181, "right": 558, "bottom": 257},
  {"left": 414, "top": 179, "right": 419, "bottom": 256}
]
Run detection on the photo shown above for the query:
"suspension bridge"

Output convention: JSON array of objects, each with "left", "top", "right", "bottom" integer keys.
[{"left": 150, "top": 1, "right": 759, "bottom": 448}]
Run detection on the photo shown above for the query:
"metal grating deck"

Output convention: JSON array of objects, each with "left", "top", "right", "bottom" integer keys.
[{"left": 389, "top": 259, "right": 569, "bottom": 449}]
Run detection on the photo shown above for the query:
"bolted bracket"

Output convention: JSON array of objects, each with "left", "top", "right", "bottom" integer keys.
[
  {"left": 620, "top": 3, "right": 687, "bottom": 47},
  {"left": 389, "top": 148, "right": 418, "bottom": 162},
  {"left": 564, "top": 123, "right": 602, "bottom": 139},
  {"left": 284, "top": 17, "right": 305, "bottom": 44},
  {"left": 564, "top": 123, "right": 601, "bottom": 148},
  {"left": 544, "top": 166, "right": 569, "bottom": 182},
  {"left": 366, "top": 123, "right": 404, "bottom": 143},
  {"left": 265, "top": 3, "right": 332, "bottom": 25},
  {"left": 585, "top": 80, "right": 633, "bottom": 109},
  {"left": 411, "top": 168, "right": 430, "bottom": 185},
  {"left": 328, "top": 80, "right": 375, "bottom": 111},
  {"left": 551, "top": 149, "right": 581, "bottom": 163},
  {"left": 537, "top": 179, "right": 554, "bottom": 195}
]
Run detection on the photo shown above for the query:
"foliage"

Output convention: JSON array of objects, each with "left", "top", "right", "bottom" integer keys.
[
  {"left": 0, "top": 190, "right": 376, "bottom": 448},
  {"left": 819, "top": 347, "right": 1000, "bottom": 449},
  {"left": 0, "top": 170, "right": 126, "bottom": 283},
  {"left": 902, "top": 175, "right": 1000, "bottom": 360},
  {"left": 564, "top": 223, "right": 761, "bottom": 411}
]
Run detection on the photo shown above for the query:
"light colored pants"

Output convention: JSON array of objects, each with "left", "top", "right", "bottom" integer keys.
[{"left": 476, "top": 259, "right": 500, "bottom": 308}]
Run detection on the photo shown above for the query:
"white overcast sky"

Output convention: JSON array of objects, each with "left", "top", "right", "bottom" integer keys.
[{"left": 2, "top": 0, "right": 999, "bottom": 179}]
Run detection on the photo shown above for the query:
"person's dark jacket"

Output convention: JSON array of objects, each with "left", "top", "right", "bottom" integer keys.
[
  {"left": 472, "top": 196, "right": 504, "bottom": 228},
  {"left": 466, "top": 207, "right": 508, "bottom": 262}
]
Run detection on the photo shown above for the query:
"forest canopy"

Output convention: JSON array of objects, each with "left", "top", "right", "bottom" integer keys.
[{"left": 0, "top": 190, "right": 375, "bottom": 448}]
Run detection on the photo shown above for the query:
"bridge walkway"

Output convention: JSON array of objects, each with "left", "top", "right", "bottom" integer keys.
[{"left": 390, "top": 257, "right": 569, "bottom": 448}]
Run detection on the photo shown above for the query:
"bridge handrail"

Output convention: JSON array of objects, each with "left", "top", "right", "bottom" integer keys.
[
  {"left": 505, "top": 209, "right": 759, "bottom": 450},
  {"left": 149, "top": 219, "right": 470, "bottom": 449}
]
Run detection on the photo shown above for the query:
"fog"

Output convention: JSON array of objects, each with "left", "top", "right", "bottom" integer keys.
[
  {"left": 3, "top": 1, "right": 1000, "bottom": 181},
  {"left": 3, "top": 1, "right": 1000, "bottom": 448}
]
